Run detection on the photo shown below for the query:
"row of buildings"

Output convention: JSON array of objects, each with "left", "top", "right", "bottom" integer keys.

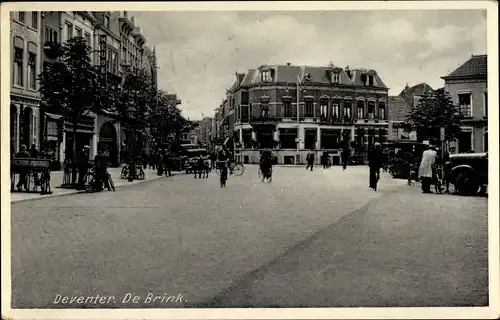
[
  {"left": 9, "top": 11, "right": 161, "bottom": 168},
  {"left": 193, "top": 55, "right": 487, "bottom": 164}
]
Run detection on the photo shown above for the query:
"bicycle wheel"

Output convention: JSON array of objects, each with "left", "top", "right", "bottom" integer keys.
[
  {"left": 121, "top": 166, "right": 128, "bottom": 179},
  {"left": 233, "top": 163, "right": 244, "bottom": 176},
  {"left": 108, "top": 174, "right": 115, "bottom": 191},
  {"left": 84, "top": 174, "right": 95, "bottom": 193},
  {"left": 138, "top": 168, "right": 145, "bottom": 180},
  {"left": 258, "top": 168, "right": 265, "bottom": 182}
]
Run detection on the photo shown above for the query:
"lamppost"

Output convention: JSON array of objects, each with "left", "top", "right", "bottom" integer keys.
[
  {"left": 285, "top": 75, "right": 302, "bottom": 163},
  {"left": 127, "top": 105, "right": 137, "bottom": 182}
]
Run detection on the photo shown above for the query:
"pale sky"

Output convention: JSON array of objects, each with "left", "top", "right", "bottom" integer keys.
[{"left": 131, "top": 10, "right": 487, "bottom": 120}]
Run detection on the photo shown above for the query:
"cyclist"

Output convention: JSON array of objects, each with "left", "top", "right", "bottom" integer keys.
[
  {"left": 259, "top": 149, "right": 273, "bottom": 180},
  {"left": 217, "top": 148, "right": 229, "bottom": 187}
]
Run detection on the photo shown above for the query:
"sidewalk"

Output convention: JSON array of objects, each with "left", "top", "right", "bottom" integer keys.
[{"left": 10, "top": 167, "right": 178, "bottom": 204}]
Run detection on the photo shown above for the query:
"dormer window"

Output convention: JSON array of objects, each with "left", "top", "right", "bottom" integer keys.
[
  {"left": 305, "top": 73, "right": 312, "bottom": 81},
  {"left": 331, "top": 72, "right": 340, "bottom": 84},
  {"left": 104, "top": 16, "right": 110, "bottom": 29},
  {"left": 261, "top": 69, "right": 272, "bottom": 82},
  {"left": 368, "top": 75, "right": 374, "bottom": 86}
]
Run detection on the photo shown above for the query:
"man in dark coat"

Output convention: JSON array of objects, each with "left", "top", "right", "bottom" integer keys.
[
  {"left": 164, "top": 151, "right": 172, "bottom": 177},
  {"left": 30, "top": 144, "right": 39, "bottom": 158},
  {"left": 93, "top": 149, "right": 110, "bottom": 191},
  {"left": 76, "top": 145, "right": 90, "bottom": 190},
  {"left": 341, "top": 148, "right": 350, "bottom": 171},
  {"left": 306, "top": 149, "right": 315, "bottom": 171},
  {"left": 157, "top": 149, "right": 164, "bottom": 176},
  {"left": 368, "top": 142, "right": 383, "bottom": 190}
]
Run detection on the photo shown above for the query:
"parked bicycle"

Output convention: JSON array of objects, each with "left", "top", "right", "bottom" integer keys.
[
  {"left": 84, "top": 167, "right": 115, "bottom": 193},
  {"left": 120, "top": 163, "right": 145, "bottom": 180}
]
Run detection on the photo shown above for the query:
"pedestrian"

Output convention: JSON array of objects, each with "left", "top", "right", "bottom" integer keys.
[
  {"left": 164, "top": 151, "right": 172, "bottom": 177},
  {"left": 76, "top": 145, "right": 90, "bottom": 190},
  {"left": 157, "top": 149, "right": 164, "bottom": 176},
  {"left": 29, "top": 144, "right": 39, "bottom": 159},
  {"left": 321, "top": 151, "right": 329, "bottom": 169},
  {"left": 368, "top": 142, "right": 383, "bottom": 191},
  {"left": 306, "top": 149, "right": 315, "bottom": 171},
  {"left": 341, "top": 148, "right": 349, "bottom": 171},
  {"left": 211, "top": 152, "right": 217, "bottom": 170},
  {"left": 418, "top": 145, "right": 438, "bottom": 193},
  {"left": 93, "top": 148, "right": 109, "bottom": 191},
  {"left": 15, "top": 144, "right": 31, "bottom": 191}
]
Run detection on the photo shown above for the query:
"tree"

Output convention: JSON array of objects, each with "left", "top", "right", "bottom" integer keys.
[
  {"left": 151, "top": 91, "right": 196, "bottom": 150},
  {"left": 114, "top": 69, "right": 156, "bottom": 159},
  {"left": 403, "top": 88, "right": 463, "bottom": 144},
  {"left": 38, "top": 37, "right": 100, "bottom": 185}
]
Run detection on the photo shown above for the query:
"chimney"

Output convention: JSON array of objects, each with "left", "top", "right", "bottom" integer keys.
[{"left": 286, "top": 62, "right": 291, "bottom": 66}]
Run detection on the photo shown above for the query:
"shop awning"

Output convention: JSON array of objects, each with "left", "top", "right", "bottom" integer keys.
[{"left": 45, "top": 112, "right": 63, "bottom": 120}]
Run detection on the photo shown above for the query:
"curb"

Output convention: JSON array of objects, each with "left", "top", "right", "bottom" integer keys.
[{"left": 10, "top": 173, "right": 183, "bottom": 204}]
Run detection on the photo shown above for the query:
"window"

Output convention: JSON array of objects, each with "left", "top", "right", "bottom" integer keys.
[
  {"left": 45, "top": 27, "right": 58, "bottom": 44},
  {"left": 344, "top": 101, "right": 352, "bottom": 118},
  {"left": 241, "top": 91, "right": 249, "bottom": 105},
  {"left": 241, "top": 105, "right": 249, "bottom": 120},
  {"left": 283, "top": 100, "right": 292, "bottom": 117},
  {"left": 75, "top": 27, "right": 82, "bottom": 38},
  {"left": 458, "top": 129, "right": 473, "bottom": 152},
  {"left": 13, "top": 45, "right": 23, "bottom": 87},
  {"left": 367, "top": 101, "right": 376, "bottom": 119},
  {"left": 484, "top": 91, "right": 488, "bottom": 117},
  {"left": 332, "top": 102, "right": 340, "bottom": 118},
  {"left": 104, "top": 16, "right": 110, "bottom": 29},
  {"left": 84, "top": 32, "right": 91, "bottom": 45},
  {"left": 305, "top": 100, "right": 314, "bottom": 117},
  {"left": 321, "top": 129, "right": 340, "bottom": 149},
  {"left": 331, "top": 72, "right": 340, "bottom": 84},
  {"left": 320, "top": 99, "right": 328, "bottom": 118},
  {"left": 28, "top": 52, "right": 36, "bottom": 89},
  {"left": 458, "top": 93, "right": 472, "bottom": 117},
  {"left": 279, "top": 128, "right": 297, "bottom": 149},
  {"left": 368, "top": 75, "right": 374, "bottom": 86},
  {"left": 31, "top": 12, "right": 38, "bottom": 29},
  {"left": 112, "top": 51, "right": 118, "bottom": 74},
  {"left": 121, "top": 47, "right": 127, "bottom": 64},
  {"left": 18, "top": 12, "right": 26, "bottom": 24},
  {"left": 261, "top": 70, "right": 272, "bottom": 82},
  {"left": 47, "top": 120, "right": 58, "bottom": 136},
  {"left": 378, "top": 102, "right": 386, "bottom": 119},
  {"left": 260, "top": 103, "right": 269, "bottom": 118},
  {"left": 65, "top": 23, "right": 73, "bottom": 41},
  {"left": 106, "top": 49, "right": 112, "bottom": 71},
  {"left": 357, "top": 100, "right": 364, "bottom": 118}
]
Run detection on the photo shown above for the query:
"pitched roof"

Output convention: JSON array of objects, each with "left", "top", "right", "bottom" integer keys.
[
  {"left": 237, "top": 64, "right": 388, "bottom": 89},
  {"left": 442, "top": 54, "right": 487, "bottom": 79},
  {"left": 399, "top": 83, "right": 434, "bottom": 108}
]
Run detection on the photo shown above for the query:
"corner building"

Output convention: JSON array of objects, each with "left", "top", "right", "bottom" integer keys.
[{"left": 222, "top": 63, "right": 389, "bottom": 164}]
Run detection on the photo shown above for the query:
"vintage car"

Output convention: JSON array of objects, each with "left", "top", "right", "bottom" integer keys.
[
  {"left": 184, "top": 148, "right": 208, "bottom": 174},
  {"left": 447, "top": 152, "right": 488, "bottom": 196}
]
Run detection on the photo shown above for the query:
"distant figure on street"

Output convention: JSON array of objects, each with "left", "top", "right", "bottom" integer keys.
[
  {"left": 210, "top": 152, "right": 217, "bottom": 170},
  {"left": 306, "top": 149, "right": 315, "bottom": 171},
  {"left": 30, "top": 144, "right": 39, "bottom": 159},
  {"left": 149, "top": 151, "right": 158, "bottom": 170},
  {"left": 93, "top": 148, "right": 110, "bottom": 191},
  {"left": 368, "top": 142, "right": 384, "bottom": 191},
  {"left": 76, "top": 145, "right": 90, "bottom": 190},
  {"left": 164, "top": 151, "right": 172, "bottom": 177},
  {"left": 321, "top": 151, "right": 329, "bottom": 169},
  {"left": 418, "top": 145, "right": 438, "bottom": 193},
  {"left": 341, "top": 148, "right": 350, "bottom": 171},
  {"left": 157, "top": 149, "right": 164, "bottom": 176},
  {"left": 15, "top": 144, "right": 31, "bottom": 190}
]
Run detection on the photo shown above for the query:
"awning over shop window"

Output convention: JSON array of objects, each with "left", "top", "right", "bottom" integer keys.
[{"left": 45, "top": 112, "right": 63, "bottom": 120}]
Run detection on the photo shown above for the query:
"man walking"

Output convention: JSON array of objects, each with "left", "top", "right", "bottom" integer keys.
[
  {"left": 164, "top": 151, "right": 172, "bottom": 177},
  {"left": 368, "top": 142, "right": 383, "bottom": 191},
  {"left": 76, "top": 145, "right": 90, "bottom": 190},
  {"left": 306, "top": 149, "right": 315, "bottom": 171},
  {"left": 341, "top": 148, "right": 350, "bottom": 171},
  {"left": 30, "top": 144, "right": 39, "bottom": 159}
]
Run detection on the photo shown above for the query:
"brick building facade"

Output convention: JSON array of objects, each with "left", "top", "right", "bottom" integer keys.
[{"left": 216, "top": 63, "right": 389, "bottom": 165}]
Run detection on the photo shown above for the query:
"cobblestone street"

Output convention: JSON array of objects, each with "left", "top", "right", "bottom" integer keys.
[{"left": 10, "top": 166, "right": 488, "bottom": 308}]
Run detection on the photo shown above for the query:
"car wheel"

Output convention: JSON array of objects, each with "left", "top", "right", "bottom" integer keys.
[{"left": 455, "top": 171, "right": 480, "bottom": 196}]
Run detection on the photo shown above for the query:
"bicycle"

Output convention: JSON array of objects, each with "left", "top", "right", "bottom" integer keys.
[
  {"left": 84, "top": 168, "right": 115, "bottom": 193},
  {"left": 258, "top": 166, "right": 273, "bottom": 183},
  {"left": 216, "top": 160, "right": 244, "bottom": 176},
  {"left": 121, "top": 163, "right": 145, "bottom": 180}
]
